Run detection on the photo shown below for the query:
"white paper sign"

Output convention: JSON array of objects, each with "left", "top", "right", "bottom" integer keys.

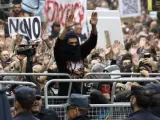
[
  {"left": 8, "top": 16, "right": 41, "bottom": 40},
  {"left": 119, "top": 0, "right": 141, "bottom": 18},
  {"left": 86, "top": 10, "right": 124, "bottom": 48}
]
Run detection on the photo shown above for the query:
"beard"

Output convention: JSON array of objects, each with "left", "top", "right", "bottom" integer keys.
[
  {"left": 130, "top": 102, "right": 134, "bottom": 111},
  {"left": 14, "top": 10, "right": 21, "bottom": 16},
  {"left": 120, "top": 64, "right": 132, "bottom": 72}
]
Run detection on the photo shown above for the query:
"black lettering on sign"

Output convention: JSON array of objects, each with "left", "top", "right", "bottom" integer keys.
[
  {"left": 19, "top": 20, "right": 26, "bottom": 34},
  {"left": 9, "top": 19, "right": 19, "bottom": 33},
  {"left": 23, "top": 18, "right": 32, "bottom": 39},
  {"left": 32, "top": 17, "right": 40, "bottom": 39}
]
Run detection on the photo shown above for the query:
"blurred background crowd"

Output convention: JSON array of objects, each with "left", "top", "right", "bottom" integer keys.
[{"left": 87, "top": 0, "right": 147, "bottom": 10}]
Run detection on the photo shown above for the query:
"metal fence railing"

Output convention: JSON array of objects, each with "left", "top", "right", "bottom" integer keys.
[
  {"left": 49, "top": 103, "right": 131, "bottom": 120},
  {"left": 1, "top": 73, "right": 159, "bottom": 120},
  {"left": 0, "top": 81, "right": 36, "bottom": 86},
  {"left": 84, "top": 72, "right": 160, "bottom": 77},
  {"left": 44, "top": 78, "right": 160, "bottom": 108},
  {"left": 0, "top": 73, "right": 72, "bottom": 97}
]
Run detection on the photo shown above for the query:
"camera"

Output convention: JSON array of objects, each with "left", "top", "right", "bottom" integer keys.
[
  {"left": 16, "top": 45, "right": 37, "bottom": 56},
  {"left": 144, "top": 53, "right": 150, "bottom": 58}
]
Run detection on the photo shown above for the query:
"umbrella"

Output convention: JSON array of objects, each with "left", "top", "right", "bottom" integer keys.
[{"left": 0, "top": 84, "right": 12, "bottom": 120}]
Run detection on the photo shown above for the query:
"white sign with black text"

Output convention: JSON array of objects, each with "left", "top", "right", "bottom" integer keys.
[{"left": 8, "top": 16, "right": 41, "bottom": 40}]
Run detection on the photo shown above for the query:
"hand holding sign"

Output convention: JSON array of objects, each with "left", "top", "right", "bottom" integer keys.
[
  {"left": 105, "top": 46, "right": 112, "bottom": 55},
  {"left": 15, "top": 34, "right": 23, "bottom": 43},
  {"left": 41, "top": 29, "right": 49, "bottom": 41},
  {"left": 112, "top": 40, "right": 120, "bottom": 55}
]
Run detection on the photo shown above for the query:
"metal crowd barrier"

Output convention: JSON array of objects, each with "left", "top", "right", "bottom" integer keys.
[
  {"left": 0, "top": 73, "right": 72, "bottom": 105},
  {"left": 84, "top": 72, "right": 160, "bottom": 78},
  {"left": 84, "top": 73, "right": 160, "bottom": 103},
  {"left": 0, "top": 73, "right": 72, "bottom": 97},
  {"left": 49, "top": 103, "right": 131, "bottom": 120},
  {"left": 44, "top": 78, "right": 160, "bottom": 109}
]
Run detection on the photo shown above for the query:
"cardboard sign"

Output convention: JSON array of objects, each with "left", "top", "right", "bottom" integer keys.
[
  {"left": 8, "top": 16, "right": 41, "bottom": 40},
  {"left": 86, "top": 10, "right": 124, "bottom": 49},
  {"left": 45, "top": 0, "right": 86, "bottom": 26},
  {"left": 119, "top": 0, "right": 141, "bottom": 18},
  {"left": 148, "top": 0, "right": 160, "bottom": 11}
]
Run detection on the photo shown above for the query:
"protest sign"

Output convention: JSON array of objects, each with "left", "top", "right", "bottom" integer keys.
[
  {"left": 86, "top": 10, "right": 124, "bottom": 49},
  {"left": 148, "top": 0, "right": 160, "bottom": 11},
  {"left": 119, "top": 0, "right": 141, "bottom": 18},
  {"left": 8, "top": 16, "right": 41, "bottom": 40},
  {"left": 45, "top": 0, "right": 86, "bottom": 26}
]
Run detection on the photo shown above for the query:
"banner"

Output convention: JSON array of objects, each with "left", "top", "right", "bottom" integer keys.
[
  {"left": 45, "top": 0, "right": 86, "bottom": 26},
  {"left": 148, "top": 0, "right": 160, "bottom": 11},
  {"left": 8, "top": 16, "right": 41, "bottom": 40},
  {"left": 119, "top": 0, "right": 141, "bottom": 18}
]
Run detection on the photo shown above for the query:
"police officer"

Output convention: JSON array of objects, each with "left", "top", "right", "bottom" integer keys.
[
  {"left": 13, "top": 86, "right": 39, "bottom": 120},
  {"left": 124, "top": 86, "right": 160, "bottom": 120},
  {"left": 65, "top": 94, "right": 90, "bottom": 120},
  {"left": 32, "top": 90, "right": 59, "bottom": 120}
]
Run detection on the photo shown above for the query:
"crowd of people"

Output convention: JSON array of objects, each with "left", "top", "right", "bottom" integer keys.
[
  {"left": 0, "top": 0, "right": 160, "bottom": 120},
  {"left": 87, "top": 0, "right": 147, "bottom": 10}
]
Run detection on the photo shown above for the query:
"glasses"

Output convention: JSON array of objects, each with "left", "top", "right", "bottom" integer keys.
[
  {"left": 36, "top": 96, "right": 42, "bottom": 101},
  {"left": 123, "top": 61, "right": 131, "bottom": 66}
]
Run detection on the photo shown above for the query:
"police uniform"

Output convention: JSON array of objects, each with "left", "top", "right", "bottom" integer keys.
[
  {"left": 13, "top": 86, "right": 39, "bottom": 120},
  {"left": 124, "top": 86, "right": 160, "bottom": 120},
  {"left": 13, "top": 111, "right": 39, "bottom": 120},
  {"left": 65, "top": 94, "right": 90, "bottom": 120}
]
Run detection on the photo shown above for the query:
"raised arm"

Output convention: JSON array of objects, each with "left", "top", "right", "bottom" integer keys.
[
  {"left": 81, "top": 12, "right": 98, "bottom": 59},
  {"left": 54, "top": 12, "right": 75, "bottom": 50}
]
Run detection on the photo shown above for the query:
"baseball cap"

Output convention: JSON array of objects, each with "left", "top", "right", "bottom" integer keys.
[
  {"left": 131, "top": 86, "right": 156, "bottom": 97},
  {"left": 64, "top": 94, "right": 90, "bottom": 109},
  {"left": 145, "top": 83, "right": 160, "bottom": 94},
  {"left": 14, "top": 86, "right": 36, "bottom": 102}
]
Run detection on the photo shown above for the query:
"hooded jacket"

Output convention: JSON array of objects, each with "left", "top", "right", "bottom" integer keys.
[{"left": 54, "top": 31, "right": 97, "bottom": 95}]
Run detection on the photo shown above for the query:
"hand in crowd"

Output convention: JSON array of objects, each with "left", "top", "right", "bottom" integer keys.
[
  {"left": 65, "top": 11, "right": 75, "bottom": 29},
  {"left": 90, "top": 12, "right": 98, "bottom": 26},
  {"left": 112, "top": 40, "right": 121, "bottom": 55}
]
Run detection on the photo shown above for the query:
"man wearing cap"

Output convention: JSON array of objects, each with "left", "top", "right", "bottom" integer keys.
[
  {"left": 124, "top": 86, "right": 160, "bottom": 120},
  {"left": 13, "top": 86, "right": 39, "bottom": 120},
  {"left": 31, "top": 90, "right": 59, "bottom": 120},
  {"left": 65, "top": 94, "right": 90, "bottom": 120},
  {"left": 145, "top": 83, "right": 160, "bottom": 118}
]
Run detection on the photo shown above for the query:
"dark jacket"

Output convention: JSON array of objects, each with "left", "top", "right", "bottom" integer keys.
[
  {"left": 34, "top": 108, "right": 59, "bottom": 120},
  {"left": 150, "top": 105, "right": 160, "bottom": 118},
  {"left": 73, "top": 115, "right": 90, "bottom": 120},
  {"left": 54, "top": 32, "right": 97, "bottom": 96},
  {"left": 124, "top": 109, "right": 160, "bottom": 120},
  {"left": 13, "top": 111, "right": 39, "bottom": 120}
]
